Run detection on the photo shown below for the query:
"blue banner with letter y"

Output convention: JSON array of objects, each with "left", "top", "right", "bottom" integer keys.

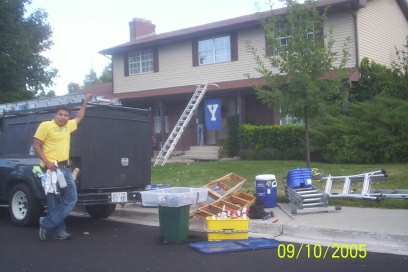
[{"left": 205, "top": 98, "right": 222, "bottom": 130}]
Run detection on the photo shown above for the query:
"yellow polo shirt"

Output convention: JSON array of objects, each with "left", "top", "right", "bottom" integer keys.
[{"left": 34, "top": 119, "right": 77, "bottom": 167}]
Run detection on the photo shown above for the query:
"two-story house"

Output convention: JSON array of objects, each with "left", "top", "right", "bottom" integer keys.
[{"left": 89, "top": 0, "right": 408, "bottom": 156}]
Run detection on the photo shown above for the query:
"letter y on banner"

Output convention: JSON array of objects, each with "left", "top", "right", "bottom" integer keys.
[{"left": 205, "top": 98, "right": 221, "bottom": 130}]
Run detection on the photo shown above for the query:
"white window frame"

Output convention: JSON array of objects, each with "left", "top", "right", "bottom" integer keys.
[
  {"left": 280, "top": 114, "right": 304, "bottom": 125},
  {"left": 199, "top": 35, "right": 231, "bottom": 65},
  {"left": 128, "top": 49, "right": 153, "bottom": 75},
  {"left": 279, "top": 106, "right": 304, "bottom": 126},
  {"left": 274, "top": 24, "right": 315, "bottom": 54},
  {"left": 154, "top": 104, "right": 169, "bottom": 133}
]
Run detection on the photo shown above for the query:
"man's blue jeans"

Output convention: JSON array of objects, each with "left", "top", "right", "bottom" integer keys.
[
  {"left": 41, "top": 168, "right": 77, "bottom": 236},
  {"left": 197, "top": 123, "right": 204, "bottom": 146}
]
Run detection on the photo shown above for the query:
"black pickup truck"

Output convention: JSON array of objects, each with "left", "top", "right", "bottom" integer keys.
[{"left": 0, "top": 97, "right": 152, "bottom": 226}]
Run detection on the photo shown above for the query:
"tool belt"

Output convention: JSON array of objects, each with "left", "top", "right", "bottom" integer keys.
[
  {"left": 57, "top": 160, "right": 69, "bottom": 168},
  {"left": 40, "top": 160, "right": 70, "bottom": 172}
]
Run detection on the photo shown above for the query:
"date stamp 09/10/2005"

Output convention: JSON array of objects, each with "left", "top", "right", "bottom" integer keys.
[{"left": 278, "top": 243, "right": 368, "bottom": 259}]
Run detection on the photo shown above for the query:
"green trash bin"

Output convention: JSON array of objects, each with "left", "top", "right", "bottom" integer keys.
[{"left": 158, "top": 204, "right": 191, "bottom": 243}]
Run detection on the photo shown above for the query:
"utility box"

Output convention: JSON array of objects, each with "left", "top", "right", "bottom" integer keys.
[{"left": 70, "top": 107, "right": 151, "bottom": 191}]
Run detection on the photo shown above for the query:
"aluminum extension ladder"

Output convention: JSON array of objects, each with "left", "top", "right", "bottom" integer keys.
[
  {"left": 154, "top": 81, "right": 219, "bottom": 166},
  {"left": 285, "top": 185, "right": 341, "bottom": 214},
  {"left": 321, "top": 170, "right": 393, "bottom": 201},
  {"left": 0, "top": 93, "right": 121, "bottom": 117}
]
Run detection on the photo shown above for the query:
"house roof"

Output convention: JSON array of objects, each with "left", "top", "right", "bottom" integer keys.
[
  {"left": 99, "top": 0, "right": 372, "bottom": 55},
  {"left": 397, "top": 0, "right": 408, "bottom": 20}
]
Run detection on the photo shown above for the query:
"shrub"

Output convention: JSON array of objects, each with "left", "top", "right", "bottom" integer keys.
[
  {"left": 256, "top": 148, "right": 284, "bottom": 160},
  {"left": 284, "top": 147, "right": 306, "bottom": 160},
  {"left": 218, "top": 115, "right": 240, "bottom": 158},
  {"left": 310, "top": 97, "right": 408, "bottom": 163},
  {"left": 239, "top": 149, "right": 257, "bottom": 160},
  {"left": 218, "top": 140, "right": 229, "bottom": 159},
  {"left": 238, "top": 124, "right": 304, "bottom": 151}
]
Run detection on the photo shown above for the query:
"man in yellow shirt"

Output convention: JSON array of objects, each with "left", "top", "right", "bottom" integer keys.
[{"left": 33, "top": 94, "right": 93, "bottom": 240}]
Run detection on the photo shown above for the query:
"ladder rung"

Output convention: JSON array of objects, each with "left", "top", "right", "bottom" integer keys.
[
  {"left": 297, "top": 190, "right": 318, "bottom": 194},
  {"left": 301, "top": 193, "right": 323, "bottom": 199},
  {"left": 303, "top": 198, "right": 324, "bottom": 203}
]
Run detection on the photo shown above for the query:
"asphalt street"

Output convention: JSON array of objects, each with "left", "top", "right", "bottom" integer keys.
[{"left": 0, "top": 207, "right": 407, "bottom": 272}]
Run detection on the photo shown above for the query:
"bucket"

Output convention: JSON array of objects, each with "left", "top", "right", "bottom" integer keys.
[
  {"left": 158, "top": 205, "right": 190, "bottom": 243},
  {"left": 255, "top": 174, "right": 277, "bottom": 208}
]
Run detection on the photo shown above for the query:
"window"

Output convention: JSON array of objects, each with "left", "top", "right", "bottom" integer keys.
[
  {"left": 124, "top": 48, "right": 158, "bottom": 76},
  {"left": 199, "top": 35, "right": 231, "bottom": 65},
  {"left": 268, "top": 23, "right": 316, "bottom": 55},
  {"left": 128, "top": 49, "right": 153, "bottom": 75},
  {"left": 154, "top": 104, "right": 169, "bottom": 133},
  {"left": 192, "top": 32, "right": 237, "bottom": 66},
  {"left": 280, "top": 114, "right": 304, "bottom": 125}
]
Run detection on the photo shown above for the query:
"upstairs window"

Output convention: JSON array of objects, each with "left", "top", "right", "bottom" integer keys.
[
  {"left": 199, "top": 35, "right": 231, "bottom": 65},
  {"left": 266, "top": 22, "right": 319, "bottom": 55},
  {"left": 129, "top": 49, "right": 153, "bottom": 75},
  {"left": 192, "top": 32, "right": 238, "bottom": 66},
  {"left": 124, "top": 48, "right": 159, "bottom": 76}
]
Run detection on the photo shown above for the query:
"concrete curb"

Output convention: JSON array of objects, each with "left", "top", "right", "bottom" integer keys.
[
  {"left": 72, "top": 204, "right": 408, "bottom": 256},
  {"left": 282, "top": 224, "right": 408, "bottom": 248}
]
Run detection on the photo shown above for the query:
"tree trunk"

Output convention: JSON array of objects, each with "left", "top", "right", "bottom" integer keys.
[{"left": 305, "top": 121, "right": 311, "bottom": 168}]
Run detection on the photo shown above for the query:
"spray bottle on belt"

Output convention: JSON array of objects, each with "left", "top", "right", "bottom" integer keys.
[{"left": 55, "top": 161, "right": 67, "bottom": 188}]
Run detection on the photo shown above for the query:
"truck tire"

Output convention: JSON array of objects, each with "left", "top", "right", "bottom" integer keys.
[
  {"left": 85, "top": 204, "right": 116, "bottom": 218},
  {"left": 9, "top": 183, "right": 42, "bottom": 227}
]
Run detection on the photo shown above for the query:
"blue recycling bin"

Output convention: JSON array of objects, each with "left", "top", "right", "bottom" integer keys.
[
  {"left": 255, "top": 174, "right": 278, "bottom": 208},
  {"left": 286, "top": 168, "right": 312, "bottom": 189}
]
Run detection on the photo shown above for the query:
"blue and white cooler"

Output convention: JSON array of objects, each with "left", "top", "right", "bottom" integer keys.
[{"left": 255, "top": 174, "right": 278, "bottom": 208}]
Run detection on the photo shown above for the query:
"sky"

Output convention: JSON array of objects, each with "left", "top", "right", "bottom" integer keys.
[{"left": 26, "top": 0, "right": 285, "bottom": 96}]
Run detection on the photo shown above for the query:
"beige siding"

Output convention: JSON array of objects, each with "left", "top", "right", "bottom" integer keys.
[
  {"left": 113, "top": 18, "right": 357, "bottom": 94},
  {"left": 113, "top": 27, "right": 268, "bottom": 94},
  {"left": 325, "top": 10, "right": 357, "bottom": 68},
  {"left": 358, "top": 0, "right": 408, "bottom": 67}
]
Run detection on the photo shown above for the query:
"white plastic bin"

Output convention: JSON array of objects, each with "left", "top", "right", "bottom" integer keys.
[{"left": 140, "top": 187, "right": 209, "bottom": 207}]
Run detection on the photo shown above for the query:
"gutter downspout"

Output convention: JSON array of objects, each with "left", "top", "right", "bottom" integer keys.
[{"left": 348, "top": 4, "right": 359, "bottom": 68}]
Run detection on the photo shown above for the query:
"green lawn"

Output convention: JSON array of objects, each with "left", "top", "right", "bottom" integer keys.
[{"left": 151, "top": 160, "right": 408, "bottom": 209}]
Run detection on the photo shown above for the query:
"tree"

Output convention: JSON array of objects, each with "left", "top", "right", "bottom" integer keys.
[
  {"left": 391, "top": 35, "right": 408, "bottom": 99},
  {"left": 392, "top": 35, "right": 408, "bottom": 80},
  {"left": 98, "top": 64, "right": 112, "bottom": 83},
  {"left": 82, "top": 68, "right": 100, "bottom": 88},
  {"left": 351, "top": 58, "right": 405, "bottom": 102},
  {"left": 67, "top": 82, "right": 80, "bottom": 94},
  {"left": 246, "top": 0, "right": 351, "bottom": 167},
  {"left": 309, "top": 96, "right": 408, "bottom": 164},
  {"left": 0, "top": 0, "right": 58, "bottom": 103},
  {"left": 67, "top": 63, "right": 111, "bottom": 94},
  {"left": 37, "top": 90, "right": 56, "bottom": 98}
]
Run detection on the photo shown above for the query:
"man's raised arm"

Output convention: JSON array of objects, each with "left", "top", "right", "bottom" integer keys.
[{"left": 74, "top": 94, "right": 93, "bottom": 124}]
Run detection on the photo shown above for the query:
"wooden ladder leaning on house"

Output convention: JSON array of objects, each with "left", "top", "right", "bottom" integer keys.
[{"left": 154, "top": 81, "right": 219, "bottom": 166}]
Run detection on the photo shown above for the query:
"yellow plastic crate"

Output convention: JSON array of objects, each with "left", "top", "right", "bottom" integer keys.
[
  {"left": 205, "top": 216, "right": 250, "bottom": 231},
  {"left": 205, "top": 216, "right": 250, "bottom": 241},
  {"left": 207, "top": 232, "right": 249, "bottom": 241}
]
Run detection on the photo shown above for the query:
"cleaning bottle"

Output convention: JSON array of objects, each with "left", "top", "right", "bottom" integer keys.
[
  {"left": 55, "top": 161, "right": 67, "bottom": 188},
  {"left": 56, "top": 169, "right": 67, "bottom": 188}
]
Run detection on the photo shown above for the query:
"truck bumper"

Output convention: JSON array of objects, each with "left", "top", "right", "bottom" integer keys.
[{"left": 76, "top": 190, "right": 142, "bottom": 206}]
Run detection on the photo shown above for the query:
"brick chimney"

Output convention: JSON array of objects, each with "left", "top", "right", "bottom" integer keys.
[{"left": 129, "top": 17, "right": 156, "bottom": 41}]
